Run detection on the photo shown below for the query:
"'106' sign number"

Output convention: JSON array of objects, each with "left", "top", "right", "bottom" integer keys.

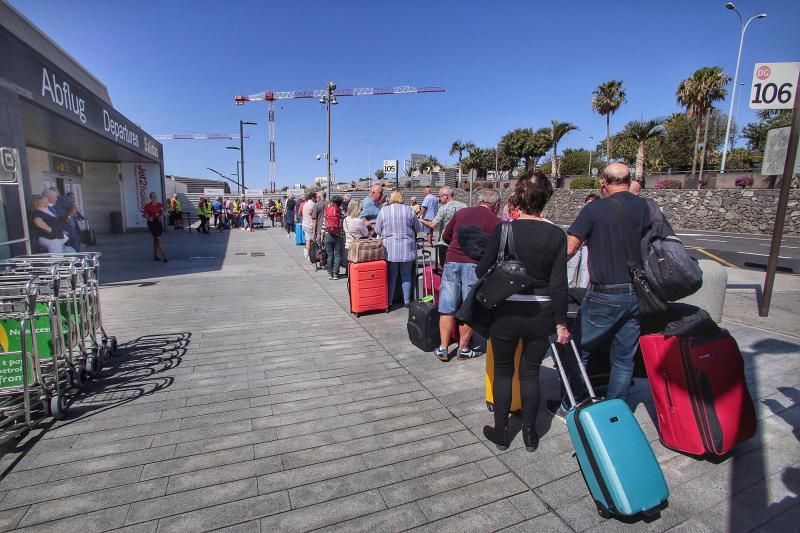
[{"left": 750, "top": 62, "right": 800, "bottom": 110}]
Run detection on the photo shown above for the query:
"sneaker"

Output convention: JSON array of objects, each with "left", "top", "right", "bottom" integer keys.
[
  {"left": 433, "top": 347, "right": 449, "bottom": 362},
  {"left": 457, "top": 348, "right": 481, "bottom": 360},
  {"left": 333, "top": 274, "right": 340, "bottom": 280},
  {"left": 328, "top": 274, "right": 334, "bottom": 280},
  {"left": 546, "top": 400, "right": 568, "bottom": 424}
]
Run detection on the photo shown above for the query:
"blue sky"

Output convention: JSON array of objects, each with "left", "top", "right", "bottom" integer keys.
[{"left": 10, "top": 0, "right": 800, "bottom": 189}]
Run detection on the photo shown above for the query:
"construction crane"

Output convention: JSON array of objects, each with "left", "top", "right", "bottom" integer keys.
[
  {"left": 153, "top": 133, "right": 248, "bottom": 140},
  {"left": 233, "top": 85, "right": 445, "bottom": 193}
]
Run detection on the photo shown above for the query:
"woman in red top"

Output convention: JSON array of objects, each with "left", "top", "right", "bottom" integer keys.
[{"left": 143, "top": 192, "right": 168, "bottom": 262}]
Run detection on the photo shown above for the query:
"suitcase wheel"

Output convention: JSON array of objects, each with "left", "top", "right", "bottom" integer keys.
[
  {"left": 595, "top": 502, "right": 613, "bottom": 519},
  {"left": 353, "top": 313, "right": 360, "bottom": 318},
  {"left": 486, "top": 401, "right": 494, "bottom": 413}
]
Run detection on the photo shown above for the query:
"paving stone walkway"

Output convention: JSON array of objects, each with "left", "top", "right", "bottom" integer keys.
[{"left": 0, "top": 228, "right": 797, "bottom": 532}]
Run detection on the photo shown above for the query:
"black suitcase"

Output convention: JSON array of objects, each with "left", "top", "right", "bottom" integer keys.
[
  {"left": 407, "top": 300, "right": 440, "bottom": 352},
  {"left": 407, "top": 248, "right": 440, "bottom": 351}
]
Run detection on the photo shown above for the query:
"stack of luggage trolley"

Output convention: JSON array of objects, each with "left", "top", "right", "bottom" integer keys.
[{"left": 0, "top": 252, "right": 117, "bottom": 444}]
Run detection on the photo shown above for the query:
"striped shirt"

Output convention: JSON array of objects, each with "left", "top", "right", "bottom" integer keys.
[{"left": 375, "top": 203, "right": 423, "bottom": 263}]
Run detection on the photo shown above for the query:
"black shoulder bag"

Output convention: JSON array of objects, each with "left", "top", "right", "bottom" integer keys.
[
  {"left": 608, "top": 197, "right": 667, "bottom": 316},
  {"left": 476, "top": 222, "right": 535, "bottom": 309}
]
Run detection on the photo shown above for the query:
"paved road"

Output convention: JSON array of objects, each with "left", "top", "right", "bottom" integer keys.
[
  {"left": 0, "top": 229, "right": 797, "bottom": 532},
  {"left": 671, "top": 230, "right": 800, "bottom": 274},
  {"left": 555, "top": 224, "right": 800, "bottom": 273}
]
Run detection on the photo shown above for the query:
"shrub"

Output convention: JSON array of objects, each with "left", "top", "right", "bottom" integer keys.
[
  {"left": 569, "top": 176, "right": 599, "bottom": 189},
  {"left": 655, "top": 179, "right": 683, "bottom": 190},
  {"left": 734, "top": 176, "right": 754, "bottom": 189}
]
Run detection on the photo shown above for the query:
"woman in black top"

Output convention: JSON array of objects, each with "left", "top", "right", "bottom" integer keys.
[
  {"left": 30, "top": 194, "right": 69, "bottom": 253},
  {"left": 476, "top": 170, "right": 570, "bottom": 452}
]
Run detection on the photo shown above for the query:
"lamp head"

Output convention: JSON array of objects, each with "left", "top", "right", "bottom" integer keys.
[
  {"left": 328, "top": 82, "right": 336, "bottom": 91},
  {"left": 756, "top": 13, "right": 767, "bottom": 18},
  {"left": 725, "top": 2, "right": 736, "bottom": 10},
  {"left": 319, "top": 97, "right": 326, "bottom": 104}
]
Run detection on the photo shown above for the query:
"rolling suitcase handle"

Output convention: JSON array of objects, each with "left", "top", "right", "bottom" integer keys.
[
  {"left": 417, "top": 249, "right": 436, "bottom": 304},
  {"left": 548, "top": 335, "right": 597, "bottom": 408}
]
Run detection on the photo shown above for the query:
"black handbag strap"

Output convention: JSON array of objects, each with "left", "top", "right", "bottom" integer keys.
[{"left": 494, "top": 222, "right": 510, "bottom": 267}]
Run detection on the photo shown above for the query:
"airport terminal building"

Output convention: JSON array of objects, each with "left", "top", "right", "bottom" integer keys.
[{"left": 0, "top": 0, "right": 164, "bottom": 257}]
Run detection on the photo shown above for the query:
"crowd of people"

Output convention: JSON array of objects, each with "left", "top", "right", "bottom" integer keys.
[
  {"left": 32, "top": 165, "right": 683, "bottom": 460},
  {"left": 274, "top": 164, "right": 662, "bottom": 456}
]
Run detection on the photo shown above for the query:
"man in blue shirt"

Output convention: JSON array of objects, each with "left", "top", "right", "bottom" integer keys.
[
  {"left": 211, "top": 197, "right": 224, "bottom": 231},
  {"left": 419, "top": 186, "right": 439, "bottom": 246},
  {"left": 359, "top": 184, "right": 384, "bottom": 231}
]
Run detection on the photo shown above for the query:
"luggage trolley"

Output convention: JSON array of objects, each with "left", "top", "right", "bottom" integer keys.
[
  {"left": 20, "top": 253, "right": 117, "bottom": 368},
  {"left": 1, "top": 257, "right": 89, "bottom": 390},
  {"left": 0, "top": 276, "right": 67, "bottom": 443}
]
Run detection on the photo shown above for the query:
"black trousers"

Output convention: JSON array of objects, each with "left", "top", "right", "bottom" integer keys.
[{"left": 489, "top": 301, "right": 555, "bottom": 429}]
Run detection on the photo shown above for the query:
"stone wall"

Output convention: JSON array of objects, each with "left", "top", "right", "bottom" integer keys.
[{"left": 453, "top": 188, "right": 800, "bottom": 236}]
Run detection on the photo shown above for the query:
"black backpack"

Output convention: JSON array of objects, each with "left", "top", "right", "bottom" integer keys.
[{"left": 641, "top": 201, "right": 703, "bottom": 302}]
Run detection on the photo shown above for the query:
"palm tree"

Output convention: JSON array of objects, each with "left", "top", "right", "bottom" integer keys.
[
  {"left": 676, "top": 66, "right": 730, "bottom": 178},
  {"left": 622, "top": 118, "right": 666, "bottom": 183},
  {"left": 591, "top": 80, "right": 627, "bottom": 161},
  {"left": 450, "top": 139, "right": 476, "bottom": 188},
  {"left": 548, "top": 120, "right": 578, "bottom": 178}
]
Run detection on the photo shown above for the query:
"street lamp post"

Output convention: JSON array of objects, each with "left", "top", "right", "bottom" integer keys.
[
  {"left": 320, "top": 82, "right": 337, "bottom": 199},
  {"left": 720, "top": 3, "right": 767, "bottom": 173},
  {"left": 239, "top": 120, "right": 257, "bottom": 192},
  {"left": 226, "top": 146, "right": 241, "bottom": 192}
]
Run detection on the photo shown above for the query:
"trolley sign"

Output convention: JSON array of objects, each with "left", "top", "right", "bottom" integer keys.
[
  {"left": 0, "top": 147, "right": 18, "bottom": 183},
  {"left": 749, "top": 62, "right": 800, "bottom": 110}
]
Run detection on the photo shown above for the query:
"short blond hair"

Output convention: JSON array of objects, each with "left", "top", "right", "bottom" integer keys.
[
  {"left": 347, "top": 199, "right": 362, "bottom": 218},
  {"left": 390, "top": 190, "right": 404, "bottom": 204}
]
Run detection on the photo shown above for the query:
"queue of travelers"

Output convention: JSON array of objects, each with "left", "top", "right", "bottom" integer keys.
[{"left": 468, "top": 163, "right": 661, "bottom": 453}]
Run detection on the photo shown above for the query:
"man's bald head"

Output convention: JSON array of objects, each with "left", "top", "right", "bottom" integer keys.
[
  {"left": 629, "top": 180, "right": 642, "bottom": 196},
  {"left": 601, "top": 163, "right": 631, "bottom": 186}
]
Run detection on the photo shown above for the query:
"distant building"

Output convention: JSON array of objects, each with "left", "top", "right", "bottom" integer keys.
[
  {"left": 411, "top": 153, "right": 433, "bottom": 171},
  {"left": 168, "top": 176, "right": 230, "bottom": 194}
]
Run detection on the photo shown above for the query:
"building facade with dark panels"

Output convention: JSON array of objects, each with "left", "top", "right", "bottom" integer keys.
[{"left": 0, "top": 0, "right": 164, "bottom": 256}]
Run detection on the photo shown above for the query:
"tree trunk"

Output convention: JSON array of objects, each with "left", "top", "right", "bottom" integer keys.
[
  {"left": 690, "top": 116, "right": 702, "bottom": 179},
  {"left": 551, "top": 142, "right": 558, "bottom": 178},
  {"left": 606, "top": 115, "right": 611, "bottom": 162},
  {"left": 698, "top": 110, "right": 712, "bottom": 189},
  {"left": 636, "top": 141, "right": 645, "bottom": 181}
]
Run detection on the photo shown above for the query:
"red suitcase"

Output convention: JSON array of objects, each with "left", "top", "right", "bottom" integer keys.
[
  {"left": 639, "top": 330, "right": 756, "bottom": 457},
  {"left": 348, "top": 260, "right": 389, "bottom": 317}
]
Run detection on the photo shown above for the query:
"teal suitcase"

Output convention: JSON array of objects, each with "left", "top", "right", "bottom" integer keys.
[
  {"left": 295, "top": 223, "right": 305, "bottom": 245},
  {"left": 551, "top": 337, "right": 669, "bottom": 519}
]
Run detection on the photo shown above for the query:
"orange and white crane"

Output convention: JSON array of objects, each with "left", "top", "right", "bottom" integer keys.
[{"left": 234, "top": 85, "right": 445, "bottom": 192}]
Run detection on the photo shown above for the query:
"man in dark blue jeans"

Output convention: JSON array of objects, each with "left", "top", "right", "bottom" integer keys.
[{"left": 548, "top": 163, "right": 651, "bottom": 419}]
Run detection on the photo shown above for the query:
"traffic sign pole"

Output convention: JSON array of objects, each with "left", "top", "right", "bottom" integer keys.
[{"left": 759, "top": 67, "right": 800, "bottom": 317}]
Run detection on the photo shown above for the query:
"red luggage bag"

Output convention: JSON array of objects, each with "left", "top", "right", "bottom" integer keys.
[
  {"left": 348, "top": 260, "right": 389, "bottom": 317},
  {"left": 639, "top": 330, "right": 756, "bottom": 457}
]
